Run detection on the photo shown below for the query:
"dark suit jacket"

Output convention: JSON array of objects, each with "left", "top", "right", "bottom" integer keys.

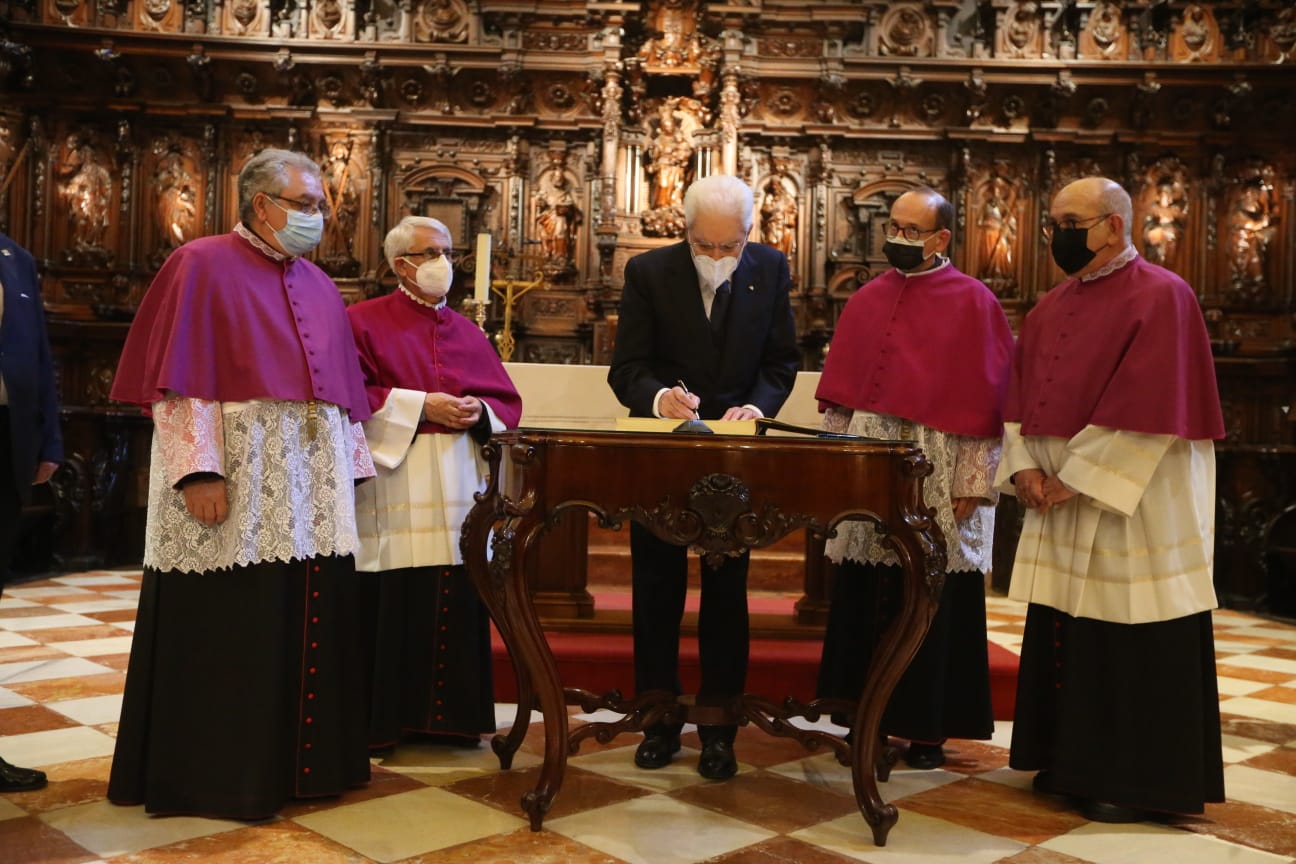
[
  {"left": 609, "top": 240, "right": 800, "bottom": 420},
  {"left": 0, "top": 232, "right": 63, "bottom": 504}
]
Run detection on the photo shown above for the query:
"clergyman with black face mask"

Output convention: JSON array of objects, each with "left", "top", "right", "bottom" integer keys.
[
  {"left": 993, "top": 176, "right": 1225, "bottom": 824},
  {"left": 814, "top": 187, "right": 1015, "bottom": 771}
]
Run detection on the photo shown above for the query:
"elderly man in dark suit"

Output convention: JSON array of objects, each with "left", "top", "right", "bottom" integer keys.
[
  {"left": 609, "top": 173, "right": 800, "bottom": 780},
  {"left": 0, "top": 231, "right": 63, "bottom": 792}
]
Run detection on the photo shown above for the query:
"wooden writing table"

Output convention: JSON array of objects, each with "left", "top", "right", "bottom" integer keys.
[{"left": 461, "top": 427, "right": 947, "bottom": 846}]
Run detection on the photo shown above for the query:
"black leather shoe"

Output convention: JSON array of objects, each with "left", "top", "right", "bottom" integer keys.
[
  {"left": 697, "top": 739, "right": 737, "bottom": 780},
  {"left": 1081, "top": 800, "right": 1150, "bottom": 823},
  {"left": 0, "top": 758, "right": 47, "bottom": 792},
  {"left": 904, "top": 742, "right": 945, "bottom": 770},
  {"left": 634, "top": 732, "right": 681, "bottom": 770}
]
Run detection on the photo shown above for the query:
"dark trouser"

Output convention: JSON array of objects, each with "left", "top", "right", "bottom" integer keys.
[
  {"left": 630, "top": 522, "right": 749, "bottom": 745},
  {"left": 0, "top": 408, "right": 20, "bottom": 590}
]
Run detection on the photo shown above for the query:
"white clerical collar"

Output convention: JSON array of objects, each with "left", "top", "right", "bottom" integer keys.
[
  {"left": 399, "top": 283, "right": 447, "bottom": 309},
  {"left": 1080, "top": 244, "right": 1138, "bottom": 282},
  {"left": 900, "top": 255, "right": 951, "bottom": 279},
  {"left": 235, "top": 222, "right": 291, "bottom": 262}
]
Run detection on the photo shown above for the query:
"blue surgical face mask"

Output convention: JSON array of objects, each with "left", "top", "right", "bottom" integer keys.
[{"left": 265, "top": 196, "right": 324, "bottom": 257}]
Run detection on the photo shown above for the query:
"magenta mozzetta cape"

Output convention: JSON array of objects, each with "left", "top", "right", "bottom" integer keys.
[
  {"left": 816, "top": 264, "right": 1014, "bottom": 438},
  {"left": 347, "top": 289, "right": 523, "bottom": 434},
  {"left": 111, "top": 230, "right": 371, "bottom": 420},
  {"left": 1005, "top": 254, "right": 1224, "bottom": 440}
]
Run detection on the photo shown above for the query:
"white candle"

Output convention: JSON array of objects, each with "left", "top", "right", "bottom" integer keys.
[{"left": 474, "top": 233, "right": 492, "bottom": 304}]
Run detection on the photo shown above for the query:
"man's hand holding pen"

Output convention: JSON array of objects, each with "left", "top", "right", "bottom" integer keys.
[{"left": 662, "top": 380, "right": 702, "bottom": 420}]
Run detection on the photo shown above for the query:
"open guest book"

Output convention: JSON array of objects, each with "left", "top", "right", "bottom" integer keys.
[{"left": 613, "top": 416, "right": 862, "bottom": 439}]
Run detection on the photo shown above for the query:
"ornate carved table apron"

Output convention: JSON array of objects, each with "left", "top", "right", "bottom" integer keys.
[{"left": 461, "top": 428, "right": 946, "bottom": 846}]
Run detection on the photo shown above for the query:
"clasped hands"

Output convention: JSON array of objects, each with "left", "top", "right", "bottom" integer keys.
[
  {"left": 424, "top": 392, "right": 482, "bottom": 430},
  {"left": 1013, "top": 468, "right": 1076, "bottom": 514},
  {"left": 660, "top": 385, "right": 759, "bottom": 422}
]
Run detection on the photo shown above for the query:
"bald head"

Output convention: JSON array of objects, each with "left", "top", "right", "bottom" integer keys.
[
  {"left": 894, "top": 187, "right": 956, "bottom": 233},
  {"left": 1046, "top": 176, "right": 1134, "bottom": 278},
  {"left": 1053, "top": 177, "right": 1133, "bottom": 243}
]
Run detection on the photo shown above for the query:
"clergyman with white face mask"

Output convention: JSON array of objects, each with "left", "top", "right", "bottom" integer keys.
[
  {"left": 346, "top": 216, "right": 523, "bottom": 754},
  {"left": 608, "top": 173, "right": 800, "bottom": 781}
]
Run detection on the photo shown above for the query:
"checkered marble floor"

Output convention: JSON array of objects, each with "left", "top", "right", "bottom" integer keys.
[{"left": 2, "top": 570, "right": 1295, "bottom": 864}]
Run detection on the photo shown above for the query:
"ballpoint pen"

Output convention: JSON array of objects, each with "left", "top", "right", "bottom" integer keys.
[{"left": 676, "top": 379, "right": 701, "bottom": 420}]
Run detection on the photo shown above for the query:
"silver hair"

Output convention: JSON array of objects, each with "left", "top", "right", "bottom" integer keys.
[
  {"left": 683, "top": 174, "right": 754, "bottom": 232},
  {"left": 237, "top": 148, "right": 322, "bottom": 223},
  {"left": 382, "top": 216, "right": 454, "bottom": 270}
]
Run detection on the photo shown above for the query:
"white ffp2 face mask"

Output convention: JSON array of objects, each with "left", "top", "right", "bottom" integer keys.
[
  {"left": 405, "top": 255, "right": 453, "bottom": 298},
  {"left": 692, "top": 252, "right": 740, "bottom": 290}
]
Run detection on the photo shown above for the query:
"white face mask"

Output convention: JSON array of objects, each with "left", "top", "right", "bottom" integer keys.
[
  {"left": 265, "top": 197, "right": 324, "bottom": 257},
  {"left": 692, "top": 252, "right": 741, "bottom": 291},
  {"left": 403, "top": 255, "right": 453, "bottom": 299}
]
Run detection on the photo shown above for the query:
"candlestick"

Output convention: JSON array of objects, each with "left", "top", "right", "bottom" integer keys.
[{"left": 474, "top": 233, "right": 492, "bottom": 305}]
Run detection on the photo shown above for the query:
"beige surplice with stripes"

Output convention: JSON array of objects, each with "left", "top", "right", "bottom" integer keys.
[{"left": 993, "top": 422, "right": 1218, "bottom": 625}]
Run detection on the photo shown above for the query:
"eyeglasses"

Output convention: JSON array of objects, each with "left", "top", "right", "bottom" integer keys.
[
  {"left": 401, "top": 248, "right": 453, "bottom": 261},
  {"left": 885, "top": 221, "right": 941, "bottom": 241},
  {"left": 687, "top": 235, "right": 746, "bottom": 255},
  {"left": 271, "top": 195, "right": 330, "bottom": 217},
  {"left": 1042, "top": 212, "right": 1110, "bottom": 239}
]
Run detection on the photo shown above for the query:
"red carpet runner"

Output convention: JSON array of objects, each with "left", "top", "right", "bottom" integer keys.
[{"left": 491, "top": 593, "right": 1018, "bottom": 721}]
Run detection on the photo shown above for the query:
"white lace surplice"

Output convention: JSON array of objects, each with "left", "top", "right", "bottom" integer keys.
[
  {"left": 822, "top": 406, "right": 1000, "bottom": 574},
  {"left": 145, "top": 396, "right": 375, "bottom": 574}
]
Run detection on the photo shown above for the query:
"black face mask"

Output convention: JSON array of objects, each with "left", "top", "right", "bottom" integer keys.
[
  {"left": 883, "top": 239, "right": 928, "bottom": 272},
  {"left": 1050, "top": 226, "right": 1097, "bottom": 275}
]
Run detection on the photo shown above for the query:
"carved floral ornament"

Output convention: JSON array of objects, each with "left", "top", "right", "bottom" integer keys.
[
  {"left": 231, "top": 0, "right": 257, "bottom": 28},
  {"left": 1005, "top": 1, "right": 1040, "bottom": 52},
  {"left": 1172, "top": 3, "right": 1220, "bottom": 62},
  {"left": 414, "top": 0, "right": 469, "bottom": 44},
  {"left": 879, "top": 4, "right": 933, "bottom": 57},
  {"left": 1085, "top": 2, "right": 1125, "bottom": 57},
  {"left": 139, "top": 0, "right": 171, "bottom": 28},
  {"left": 1272, "top": 9, "right": 1296, "bottom": 60},
  {"left": 52, "top": 0, "right": 81, "bottom": 19}
]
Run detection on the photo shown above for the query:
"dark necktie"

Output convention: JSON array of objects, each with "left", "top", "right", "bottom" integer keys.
[{"left": 709, "top": 281, "right": 730, "bottom": 341}]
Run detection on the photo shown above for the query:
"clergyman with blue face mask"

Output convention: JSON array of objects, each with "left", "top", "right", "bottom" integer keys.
[{"left": 108, "top": 147, "right": 377, "bottom": 819}]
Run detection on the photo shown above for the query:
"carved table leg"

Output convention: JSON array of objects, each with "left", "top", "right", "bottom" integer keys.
[
  {"left": 848, "top": 514, "right": 944, "bottom": 844},
  {"left": 505, "top": 513, "right": 569, "bottom": 831},
  {"left": 463, "top": 482, "right": 526, "bottom": 769}
]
